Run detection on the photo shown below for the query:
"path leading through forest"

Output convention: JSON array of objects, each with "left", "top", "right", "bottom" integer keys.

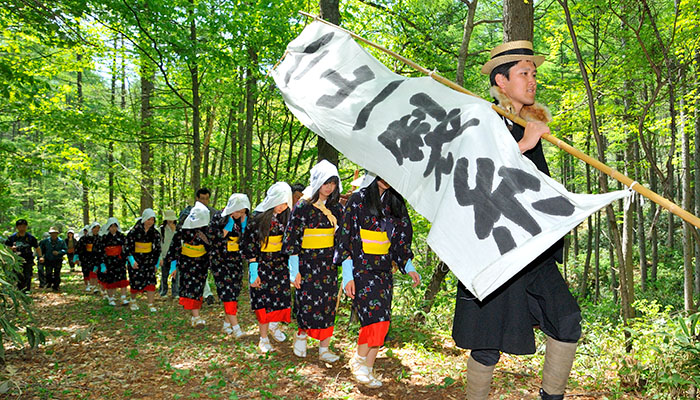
[{"left": 4, "top": 271, "right": 637, "bottom": 399}]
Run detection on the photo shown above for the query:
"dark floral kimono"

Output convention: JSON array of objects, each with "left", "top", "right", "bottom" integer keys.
[
  {"left": 209, "top": 210, "right": 245, "bottom": 315},
  {"left": 283, "top": 199, "right": 343, "bottom": 340},
  {"left": 167, "top": 227, "right": 210, "bottom": 310},
  {"left": 97, "top": 232, "right": 129, "bottom": 289},
  {"left": 76, "top": 234, "right": 101, "bottom": 282},
  {"left": 125, "top": 224, "right": 161, "bottom": 293},
  {"left": 334, "top": 188, "right": 413, "bottom": 346},
  {"left": 241, "top": 212, "right": 291, "bottom": 324}
]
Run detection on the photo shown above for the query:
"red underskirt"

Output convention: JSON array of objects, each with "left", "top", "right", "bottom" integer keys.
[
  {"left": 101, "top": 279, "right": 129, "bottom": 289},
  {"left": 179, "top": 297, "right": 203, "bottom": 310},
  {"left": 299, "top": 326, "right": 334, "bottom": 341},
  {"left": 254, "top": 308, "right": 291, "bottom": 324},
  {"left": 130, "top": 284, "right": 156, "bottom": 294},
  {"left": 358, "top": 321, "right": 390, "bottom": 347}
]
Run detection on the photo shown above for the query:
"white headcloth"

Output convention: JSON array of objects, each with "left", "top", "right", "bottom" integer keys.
[{"left": 254, "top": 182, "right": 293, "bottom": 213}]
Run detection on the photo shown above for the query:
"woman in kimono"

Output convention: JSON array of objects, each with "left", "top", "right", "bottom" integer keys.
[
  {"left": 209, "top": 194, "right": 250, "bottom": 337},
  {"left": 283, "top": 160, "right": 343, "bottom": 362},
  {"left": 167, "top": 201, "right": 211, "bottom": 327},
  {"left": 335, "top": 174, "right": 420, "bottom": 387},
  {"left": 97, "top": 217, "right": 129, "bottom": 306},
  {"left": 125, "top": 209, "right": 161, "bottom": 312},
  {"left": 75, "top": 221, "right": 101, "bottom": 293},
  {"left": 241, "top": 182, "right": 293, "bottom": 353}
]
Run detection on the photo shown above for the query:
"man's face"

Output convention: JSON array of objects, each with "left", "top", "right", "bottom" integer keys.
[
  {"left": 16, "top": 224, "right": 27, "bottom": 235},
  {"left": 50, "top": 232, "right": 59, "bottom": 240},
  {"left": 496, "top": 60, "right": 537, "bottom": 112},
  {"left": 197, "top": 194, "right": 210, "bottom": 206},
  {"left": 292, "top": 191, "right": 303, "bottom": 205}
]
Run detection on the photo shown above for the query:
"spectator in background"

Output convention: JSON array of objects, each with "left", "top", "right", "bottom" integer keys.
[
  {"left": 159, "top": 210, "right": 178, "bottom": 297},
  {"left": 291, "top": 183, "right": 305, "bottom": 206},
  {"left": 65, "top": 229, "right": 77, "bottom": 272},
  {"left": 39, "top": 227, "right": 67, "bottom": 292},
  {"left": 4, "top": 219, "right": 41, "bottom": 293}
]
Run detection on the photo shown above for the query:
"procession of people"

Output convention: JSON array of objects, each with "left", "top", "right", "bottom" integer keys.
[{"left": 3, "top": 40, "right": 580, "bottom": 398}]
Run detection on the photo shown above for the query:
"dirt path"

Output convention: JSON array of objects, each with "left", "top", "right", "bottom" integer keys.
[{"left": 4, "top": 271, "right": 637, "bottom": 399}]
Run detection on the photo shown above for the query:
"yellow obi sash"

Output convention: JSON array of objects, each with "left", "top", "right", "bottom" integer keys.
[
  {"left": 261, "top": 235, "right": 283, "bottom": 253},
  {"left": 227, "top": 237, "right": 240, "bottom": 252},
  {"left": 85, "top": 243, "right": 93, "bottom": 252},
  {"left": 301, "top": 228, "right": 334, "bottom": 249},
  {"left": 360, "top": 229, "right": 390, "bottom": 255},
  {"left": 134, "top": 242, "right": 152, "bottom": 253},
  {"left": 181, "top": 243, "right": 206, "bottom": 258}
]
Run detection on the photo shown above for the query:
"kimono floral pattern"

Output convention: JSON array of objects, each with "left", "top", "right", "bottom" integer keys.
[
  {"left": 125, "top": 224, "right": 161, "bottom": 291},
  {"left": 208, "top": 210, "right": 244, "bottom": 302},
  {"left": 97, "top": 232, "right": 128, "bottom": 287},
  {"left": 334, "top": 188, "right": 414, "bottom": 327},
  {"left": 76, "top": 234, "right": 101, "bottom": 281},
  {"left": 166, "top": 228, "right": 210, "bottom": 301},
  {"left": 283, "top": 199, "right": 343, "bottom": 330},
  {"left": 241, "top": 213, "right": 291, "bottom": 313}
]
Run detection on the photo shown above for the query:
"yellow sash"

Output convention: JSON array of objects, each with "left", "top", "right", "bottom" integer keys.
[
  {"left": 134, "top": 242, "right": 152, "bottom": 254},
  {"left": 260, "top": 235, "right": 283, "bottom": 253},
  {"left": 227, "top": 237, "right": 240, "bottom": 252},
  {"left": 85, "top": 243, "right": 93, "bottom": 252},
  {"left": 301, "top": 228, "right": 334, "bottom": 249},
  {"left": 181, "top": 243, "right": 206, "bottom": 258},
  {"left": 360, "top": 229, "right": 390, "bottom": 255}
]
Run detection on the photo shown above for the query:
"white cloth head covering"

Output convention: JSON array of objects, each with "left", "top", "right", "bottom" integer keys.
[
  {"left": 100, "top": 217, "right": 121, "bottom": 236},
  {"left": 141, "top": 208, "right": 156, "bottom": 224},
  {"left": 182, "top": 201, "right": 210, "bottom": 229},
  {"left": 254, "top": 182, "right": 293, "bottom": 213},
  {"left": 223, "top": 193, "right": 251, "bottom": 216},
  {"left": 301, "top": 160, "right": 342, "bottom": 199},
  {"left": 87, "top": 221, "right": 101, "bottom": 236},
  {"left": 351, "top": 172, "right": 377, "bottom": 192}
]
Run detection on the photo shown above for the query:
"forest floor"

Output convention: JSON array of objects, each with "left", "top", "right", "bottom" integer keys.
[{"left": 3, "top": 271, "right": 644, "bottom": 399}]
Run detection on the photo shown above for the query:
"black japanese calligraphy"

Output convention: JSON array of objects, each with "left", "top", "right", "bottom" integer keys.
[
  {"left": 316, "top": 65, "right": 375, "bottom": 109},
  {"left": 284, "top": 32, "right": 335, "bottom": 85},
  {"left": 353, "top": 79, "right": 405, "bottom": 131},
  {"left": 453, "top": 157, "right": 575, "bottom": 254},
  {"left": 377, "top": 93, "right": 480, "bottom": 191}
]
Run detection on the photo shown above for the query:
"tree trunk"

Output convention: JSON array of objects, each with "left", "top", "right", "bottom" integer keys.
[
  {"left": 579, "top": 137, "right": 593, "bottom": 300},
  {"left": 189, "top": 0, "right": 202, "bottom": 192},
  {"left": 417, "top": 261, "right": 450, "bottom": 323},
  {"left": 77, "top": 53, "right": 90, "bottom": 225},
  {"left": 317, "top": 0, "right": 340, "bottom": 164},
  {"left": 695, "top": 50, "right": 700, "bottom": 305},
  {"left": 594, "top": 211, "right": 601, "bottom": 303},
  {"left": 681, "top": 82, "right": 695, "bottom": 312},
  {"left": 559, "top": 0, "right": 630, "bottom": 319},
  {"left": 140, "top": 68, "right": 155, "bottom": 211},
  {"left": 634, "top": 140, "right": 647, "bottom": 291},
  {"left": 455, "top": 0, "right": 478, "bottom": 87},
  {"left": 202, "top": 106, "right": 215, "bottom": 179},
  {"left": 503, "top": 0, "right": 533, "bottom": 41},
  {"left": 244, "top": 48, "right": 258, "bottom": 198}
]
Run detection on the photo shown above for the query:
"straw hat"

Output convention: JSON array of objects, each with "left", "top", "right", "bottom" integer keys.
[
  {"left": 48, "top": 226, "right": 59, "bottom": 234},
  {"left": 481, "top": 40, "right": 546, "bottom": 75}
]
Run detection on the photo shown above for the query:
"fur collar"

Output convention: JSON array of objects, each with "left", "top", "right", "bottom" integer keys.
[{"left": 489, "top": 86, "right": 552, "bottom": 124}]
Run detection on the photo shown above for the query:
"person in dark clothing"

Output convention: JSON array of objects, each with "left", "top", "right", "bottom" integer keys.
[
  {"left": 178, "top": 188, "right": 216, "bottom": 304},
  {"left": 65, "top": 230, "right": 78, "bottom": 272},
  {"left": 452, "top": 41, "right": 581, "bottom": 400},
  {"left": 4, "top": 219, "right": 41, "bottom": 293},
  {"left": 39, "top": 227, "right": 67, "bottom": 291},
  {"left": 335, "top": 175, "right": 420, "bottom": 387},
  {"left": 283, "top": 160, "right": 344, "bottom": 363},
  {"left": 125, "top": 209, "right": 162, "bottom": 312}
]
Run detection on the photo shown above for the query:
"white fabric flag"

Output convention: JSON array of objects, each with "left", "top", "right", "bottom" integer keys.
[{"left": 272, "top": 21, "right": 629, "bottom": 300}]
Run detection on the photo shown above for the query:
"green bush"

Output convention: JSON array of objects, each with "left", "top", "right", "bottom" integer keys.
[{"left": 0, "top": 246, "right": 45, "bottom": 361}]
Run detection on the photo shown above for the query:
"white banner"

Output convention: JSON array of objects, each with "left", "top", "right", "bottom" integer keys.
[{"left": 272, "top": 21, "right": 628, "bottom": 300}]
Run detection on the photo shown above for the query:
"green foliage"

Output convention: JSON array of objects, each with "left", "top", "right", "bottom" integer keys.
[{"left": 0, "top": 246, "right": 45, "bottom": 361}]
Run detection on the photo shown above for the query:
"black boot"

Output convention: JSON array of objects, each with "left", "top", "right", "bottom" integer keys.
[{"left": 539, "top": 388, "right": 564, "bottom": 400}]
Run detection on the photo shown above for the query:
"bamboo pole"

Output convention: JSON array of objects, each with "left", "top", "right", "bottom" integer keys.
[{"left": 298, "top": 11, "right": 700, "bottom": 230}]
